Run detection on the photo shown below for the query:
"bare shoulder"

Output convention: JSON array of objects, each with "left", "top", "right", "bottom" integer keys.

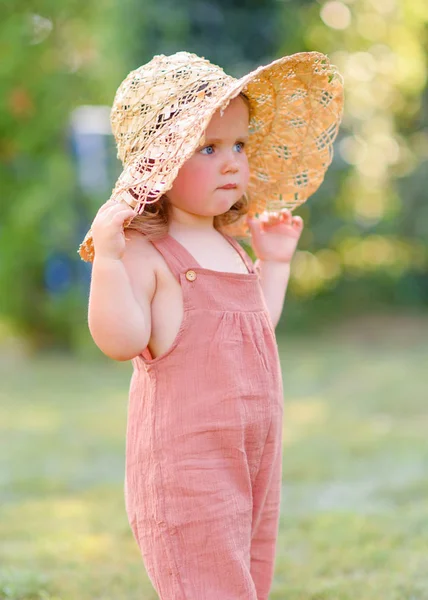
[{"left": 123, "top": 228, "right": 157, "bottom": 257}]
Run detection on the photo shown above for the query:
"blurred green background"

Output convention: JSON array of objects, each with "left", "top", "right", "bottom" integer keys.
[
  {"left": 1, "top": 0, "right": 428, "bottom": 598},
  {"left": 1, "top": 0, "right": 428, "bottom": 349}
]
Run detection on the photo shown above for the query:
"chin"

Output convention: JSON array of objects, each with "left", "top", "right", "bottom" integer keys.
[{"left": 219, "top": 195, "right": 240, "bottom": 210}]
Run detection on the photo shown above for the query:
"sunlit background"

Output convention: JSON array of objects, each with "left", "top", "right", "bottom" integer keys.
[{"left": 1, "top": 1, "right": 428, "bottom": 598}]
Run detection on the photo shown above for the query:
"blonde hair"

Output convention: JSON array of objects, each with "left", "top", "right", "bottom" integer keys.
[{"left": 125, "top": 93, "right": 251, "bottom": 242}]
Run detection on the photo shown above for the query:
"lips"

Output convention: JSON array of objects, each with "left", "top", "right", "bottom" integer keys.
[{"left": 218, "top": 183, "right": 237, "bottom": 189}]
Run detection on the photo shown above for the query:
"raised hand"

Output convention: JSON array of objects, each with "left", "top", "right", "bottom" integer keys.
[
  {"left": 90, "top": 199, "right": 136, "bottom": 261},
  {"left": 246, "top": 208, "right": 304, "bottom": 264}
]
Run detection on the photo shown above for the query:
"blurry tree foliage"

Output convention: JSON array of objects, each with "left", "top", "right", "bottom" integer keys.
[
  {"left": 0, "top": 1, "right": 128, "bottom": 348},
  {"left": 0, "top": 0, "right": 427, "bottom": 349},
  {"left": 277, "top": 0, "right": 428, "bottom": 321}
]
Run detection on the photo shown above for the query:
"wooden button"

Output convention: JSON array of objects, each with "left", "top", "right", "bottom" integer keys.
[{"left": 185, "top": 270, "right": 197, "bottom": 281}]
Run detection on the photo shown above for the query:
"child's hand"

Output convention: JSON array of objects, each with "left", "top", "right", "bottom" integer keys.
[
  {"left": 246, "top": 209, "right": 304, "bottom": 264},
  {"left": 90, "top": 199, "right": 136, "bottom": 261}
]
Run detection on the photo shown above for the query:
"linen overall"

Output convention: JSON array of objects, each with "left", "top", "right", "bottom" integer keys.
[{"left": 125, "top": 231, "right": 284, "bottom": 600}]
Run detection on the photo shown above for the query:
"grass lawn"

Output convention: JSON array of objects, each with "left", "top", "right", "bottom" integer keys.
[{"left": 1, "top": 313, "right": 428, "bottom": 599}]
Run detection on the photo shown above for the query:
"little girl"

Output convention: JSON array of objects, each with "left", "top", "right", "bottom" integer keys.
[{"left": 79, "top": 51, "right": 343, "bottom": 599}]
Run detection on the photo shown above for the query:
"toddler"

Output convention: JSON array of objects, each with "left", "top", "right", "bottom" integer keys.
[{"left": 79, "top": 51, "right": 343, "bottom": 599}]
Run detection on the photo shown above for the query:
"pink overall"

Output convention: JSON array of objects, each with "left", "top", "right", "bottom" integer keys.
[{"left": 125, "top": 232, "right": 284, "bottom": 599}]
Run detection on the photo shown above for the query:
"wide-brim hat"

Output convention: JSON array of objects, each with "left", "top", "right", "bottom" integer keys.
[{"left": 78, "top": 50, "right": 344, "bottom": 262}]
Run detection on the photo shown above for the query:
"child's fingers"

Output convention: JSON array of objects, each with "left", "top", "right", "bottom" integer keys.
[
  {"left": 261, "top": 210, "right": 293, "bottom": 229},
  {"left": 111, "top": 206, "right": 136, "bottom": 224},
  {"left": 102, "top": 203, "right": 134, "bottom": 222},
  {"left": 97, "top": 199, "right": 134, "bottom": 219},
  {"left": 291, "top": 216, "right": 304, "bottom": 230},
  {"left": 123, "top": 215, "right": 134, "bottom": 228},
  {"left": 96, "top": 198, "right": 118, "bottom": 215},
  {"left": 249, "top": 210, "right": 301, "bottom": 232},
  {"left": 279, "top": 208, "right": 292, "bottom": 224},
  {"left": 262, "top": 209, "right": 293, "bottom": 223},
  {"left": 265, "top": 211, "right": 282, "bottom": 225}
]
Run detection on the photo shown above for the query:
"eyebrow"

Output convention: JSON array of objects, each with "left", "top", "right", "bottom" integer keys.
[{"left": 204, "top": 135, "right": 249, "bottom": 144}]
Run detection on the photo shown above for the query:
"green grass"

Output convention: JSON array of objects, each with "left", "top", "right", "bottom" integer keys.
[{"left": 1, "top": 314, "right": 428, "bottom": 599}]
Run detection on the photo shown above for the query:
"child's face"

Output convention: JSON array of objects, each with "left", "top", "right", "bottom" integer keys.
[{"left": 166, "top": 96, "right": 250, "bottom": 221}]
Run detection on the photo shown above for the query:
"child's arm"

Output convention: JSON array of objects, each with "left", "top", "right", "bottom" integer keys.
[
  {"left": 247, "top": 209, "right": 304, "bottom": 329},
  {"left": 255, "top": 260, "right": 291, "bottom": 329},
  {"left": 88, "top": 251, "right": 153, "bottom": 361},
  {"left": 87, "top": 201, "right": 155, "bottom": 361}
]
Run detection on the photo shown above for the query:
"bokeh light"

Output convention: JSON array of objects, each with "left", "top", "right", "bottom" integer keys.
[{"left": 320, "top": 1, "right": 352, "bottom": 30}]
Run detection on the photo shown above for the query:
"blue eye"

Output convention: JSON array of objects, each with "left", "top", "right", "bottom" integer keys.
[{"left": 200, "top": 142, "right": 245, "bottom": 155}]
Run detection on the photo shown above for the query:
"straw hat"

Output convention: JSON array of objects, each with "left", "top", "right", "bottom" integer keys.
[{"left": 78, "top": 50, "right": 344, "bottom": 262}]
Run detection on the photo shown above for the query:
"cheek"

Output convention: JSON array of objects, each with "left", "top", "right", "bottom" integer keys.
[
  {"left": 170, "top": 160, "right": 212, "bottom": 197},
  {"left": 241, "top": 156, "right": 250, "bottom": 187}
]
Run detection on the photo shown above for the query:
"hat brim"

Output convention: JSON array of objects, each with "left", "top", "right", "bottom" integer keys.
[{"left": 79, "top": 51, "right": 343, "bottom": 261}]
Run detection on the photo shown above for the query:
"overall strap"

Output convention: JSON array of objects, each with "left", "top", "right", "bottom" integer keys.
[
  {"left": 149, "top": 232, "right": 255, "bottom": 281},
  {"left": 148, "top": 234, "right": 201, "bottom": 283},
  {"left": 222, "top": 233, "right": 256, "bottom": 274}
]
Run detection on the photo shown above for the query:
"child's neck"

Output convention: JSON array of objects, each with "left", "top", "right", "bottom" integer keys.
[
  {"left": 168, "top": 216, "right": 216, "bottom": 238},
  {"left": 168, "top": 203, "right": 216, "bottom": 234}
]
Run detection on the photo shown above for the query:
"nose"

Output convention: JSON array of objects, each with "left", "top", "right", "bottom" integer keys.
[{"left": 220, "top": 150, "right": 239, "bottom": 174}]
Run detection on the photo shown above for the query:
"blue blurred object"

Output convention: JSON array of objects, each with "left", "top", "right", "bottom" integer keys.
[
  {"left": 68, "top": 105, "right": 121, "bottom": 294},
  {"left": 44, "top": 253, "right": 73, "bottom": 295},
  {"left": 69, "top": 105, "right": 114, "bottom": 196}
]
